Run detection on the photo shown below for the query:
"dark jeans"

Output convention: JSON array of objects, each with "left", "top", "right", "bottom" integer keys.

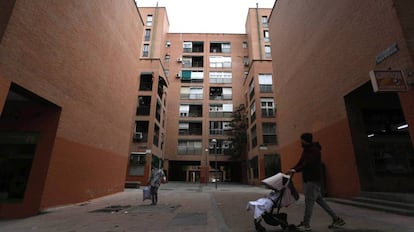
[
  {"left": 150, "top": 186, "right": 159, "bottom": 204},
  {"left": 303, "top": 181, "right": 337, "bottom": 225}
]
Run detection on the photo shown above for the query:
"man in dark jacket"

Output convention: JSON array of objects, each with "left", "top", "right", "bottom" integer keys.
[{"left": 289, "top": 133, "right": 345, "bottom": 231}]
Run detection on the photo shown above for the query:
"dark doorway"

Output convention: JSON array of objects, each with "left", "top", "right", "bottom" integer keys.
[
  {"left": 0, "top": 83, "right": 61, "bottom": 204},
  {"left": 168, "top": 161, "right": 200, "bottom": 181},
  {"left": 345, "top": 82, "right": 414, "bottom": 192}
]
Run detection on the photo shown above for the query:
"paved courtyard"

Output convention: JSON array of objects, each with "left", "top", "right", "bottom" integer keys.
[{"left": 0, "top": 182, "right": 413, "bottom": 232}]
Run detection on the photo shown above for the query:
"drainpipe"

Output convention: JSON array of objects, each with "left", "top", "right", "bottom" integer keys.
[
  {"left": 150, "top": 2, "right": 159, "bottom": 58},
  {"left": 256, "top": 3, "right": 263, "bottom": 59}
]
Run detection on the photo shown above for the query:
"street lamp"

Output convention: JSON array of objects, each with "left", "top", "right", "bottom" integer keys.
[
  {"left": 204, "top": 148, "right": 209, "bottom": 185},
  {"left": 211, "top": 139, "right": 218, "bottom": 189}
]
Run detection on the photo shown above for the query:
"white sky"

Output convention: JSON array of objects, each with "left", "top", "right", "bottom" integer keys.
[{"left": 136, "top": 0, "right": 276, "bottom": 33}]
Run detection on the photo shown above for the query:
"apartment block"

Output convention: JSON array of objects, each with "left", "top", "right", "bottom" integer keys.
[
  {"left": 269, "top": 0, "right": 414, "bottom": 197},
  {"left": 126, "top": 7, "right": 278, "bottom": 185},
  {"left": 0, "top": 1, "right": 276, "bottom": 219},
  {"left": 0, "top": 1, "right": 144, "bottom": 218}
]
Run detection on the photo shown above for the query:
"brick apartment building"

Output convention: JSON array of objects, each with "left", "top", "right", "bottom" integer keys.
[
  {"left": 268, "top": 0, "right": 414, "bottom": 197},
  {"left": 126, "top": 7, "right": 279, "bottom": 186},
  {"left": 0, "top": 1, "right": 144, "bottom": 218},
  {"left": 5, "top": 0, "right": 411, "bottom": 220},
  {"left": 0, "top": 1, "right": 276, "bottom": 218}
]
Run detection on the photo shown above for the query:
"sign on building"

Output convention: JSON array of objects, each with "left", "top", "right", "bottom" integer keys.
[{"left": 369, "top": 70, "right": 408, "bottom": 92}]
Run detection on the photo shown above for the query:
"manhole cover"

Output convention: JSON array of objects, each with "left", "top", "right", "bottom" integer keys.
[{"left": 90, "top": 205, "right": 131, "bottom": 213}]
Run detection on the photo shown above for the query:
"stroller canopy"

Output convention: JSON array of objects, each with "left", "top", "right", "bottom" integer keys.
[{"left": 261, "top": 173, "right": 291, "bottom": 190}]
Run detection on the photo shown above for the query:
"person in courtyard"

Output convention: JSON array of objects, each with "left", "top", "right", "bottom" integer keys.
[
  {"left": 147, "top": 167, "right": 166, "bottom": 205},
  {"left": 289, "top": 132, "right": 345, "bottom": 231}
]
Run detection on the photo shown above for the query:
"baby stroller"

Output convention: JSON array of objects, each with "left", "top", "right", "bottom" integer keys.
[{"left": 246, "top": 173, "right": 299, "bottom": 232}]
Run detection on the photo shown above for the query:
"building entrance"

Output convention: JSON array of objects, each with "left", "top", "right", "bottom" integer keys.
[
  {"left": 0, "top": 83, "right": 61, "bottom": 218},
  {"left": 345, "top": 82, "right": 414, "bottom": 192}
]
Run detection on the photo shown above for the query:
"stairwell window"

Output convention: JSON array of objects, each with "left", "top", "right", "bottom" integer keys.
[
  {"left": 264, "top": 30, "right": 270, "bottom": 43},
  {"left": 262, "top": 16, "right": 268, "bottom": 28},
  {"left": 146, "top": 15, "right": 153, "bottom": 26},
  {"left": 144, "top": 29, "right": 151, "bottom": 41},
  {"left": 262, "top": 123, "right": 277, "bottom": 144},
  {"left": 142, "top": 44, "right": 149, "bottom": 57},
  {"left": 265, "top": 45, "right": 271, "bottom": 58}
]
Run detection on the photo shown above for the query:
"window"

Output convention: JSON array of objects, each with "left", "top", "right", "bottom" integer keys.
[
  {"left": 182, "top": 56, "right": 203, "bottom": 68},
  {"left": 210, "top": 42, "right": 231, "bottom": 53},
  {"left": 209, "top": 103, "right": 233, "bottom": 118},
  {"left": 180, "top": 70, "right": 204, "bottom": 83},
  {"left": 259, "top": 74, "right": 273, "bottom": 93},
  {"left": 182, "top": 41, "right": 204, "bottom": 53},
  {"left": 180, "top": 87, "right": 203, "bottom": 100},
  {"left": 209, "top": 56, "right": 232, "bottom": 68},
  {"left": 177, "top": 140, "right": 202, "bottom": 155},
  {"left": 251, "top": 125, "right": 257, "bottom": 148},
  {"left": 153, "top": 124, "right": 160, "bottom": 146},
  {"left": 179, "top": 121, "right": 202, "bottom": 135},
  {"left": 209, "top": 72, "right": 232, "bottom": 84},
  {"left": 209, "top": 87, "right": 232, "bottom": 100},
  {"left": 262, "top": 16, "right": 268, "bottom": 27},
  {"left": 249, "top": 79, "right": 255, "bottom": 100},
  {"left": 209, "top": 121, "right": 223, "bottom": 135},
  {"left": 144, "top": 29, "right": 151, "bottom": 41},
  {"left": 139, "top": 73, "right": 153, "bottom": 91},
  {"left": 180, "top": 104, "right": 202, "bottom": 117},
  {"left": 265, "top": 45, "right": 271, "bottom": 58},
  {"left": 250, "top": 101, "right": 256, "bottom": 123},
  {"left": 183, "top": 42, "right": 192, "bottom": 53},
  {"left": 243, "top": 41, "right": 248, "bottom": 48},
  {"left": 146, "top": 15, "right": 153, "bottom": 26},
  {"left": 155, "top": 100, "right": 161, "bottom": 122},
  {"left": 142, "top": 44, "right": 149, "bottom": 57},
  {"left": 133, "top": 121, "right": 149, "bottom": 142},
  {"left": 243, "top": 56, "right": 249, "bottom": 66},
  {"left": 262, "top": 123, "right": 277, "bottom": 144},
  {"left": 222, "top": 43, "right": 231, "bottom": 53},
  {"left": 249, "top": 156, "right": 259, "bottom": 178},
  {"left": 264, "top": 30, "right": 270, "bottom": 43},
  {"left": 260, "top": 98, "right": 275, "bottom": 117},
  {"left": 129, "top": 153, "right": 146, "bottom": 176},
  {"left": 136, "top": 96, "right": 151, "bottom": 115},
  {"left": 209, "top": 121, "right": 232, "bottom": 136}
]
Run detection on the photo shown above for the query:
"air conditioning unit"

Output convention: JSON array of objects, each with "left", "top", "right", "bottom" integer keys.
[
  {"left": 177, "top": 57, "right": 183, "bottom": 63},
  {"left": 223, "top": 141, "right": 231, "bottom": 149},
  {"left": 134, "top": 132, "right": 143, "bottom": 140},
  {"left": 176, "top": 73, "right": 181, "bottom": 79},
  {"left": 223, "top": 123, "right": 232, "bottom": 130}
]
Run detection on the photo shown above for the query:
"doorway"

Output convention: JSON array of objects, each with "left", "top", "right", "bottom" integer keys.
[
  {"left": 345, "top": 82, "right": 414, "bottom": 192},
  {"left": 0, "top": 83, "right": 61, "bottom": 217}
]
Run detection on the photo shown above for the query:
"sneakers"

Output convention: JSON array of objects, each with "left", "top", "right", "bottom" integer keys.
[
  {"left": 296, "top": 222, "right": 312, "bottom": 231},
  {"left": 296, "top": 217, "right": 344, "bottom": 231},
  {"left": 328, "top": 217, "right": 346, "bottom": 229}
]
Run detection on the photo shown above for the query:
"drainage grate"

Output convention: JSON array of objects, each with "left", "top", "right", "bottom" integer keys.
[{"left": 90, "top": 205, "right": 131, "bottom": 213}]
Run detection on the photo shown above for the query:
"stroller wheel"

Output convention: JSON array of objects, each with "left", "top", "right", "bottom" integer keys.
[{"left": 254, "top": 219, "right": 266, "bottom": 232}]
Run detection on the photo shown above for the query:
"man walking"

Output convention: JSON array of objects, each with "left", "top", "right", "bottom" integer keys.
[
  {"left": 289, "top": 133, "right": 345, "bottom": 231},
  {"left": 148, "top": 167, "right": 166, "bottom": 205}
]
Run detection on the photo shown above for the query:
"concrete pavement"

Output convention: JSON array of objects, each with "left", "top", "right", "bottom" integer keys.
[{"left": 0, "top": 182, "right": 413, "bottom": 232}]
